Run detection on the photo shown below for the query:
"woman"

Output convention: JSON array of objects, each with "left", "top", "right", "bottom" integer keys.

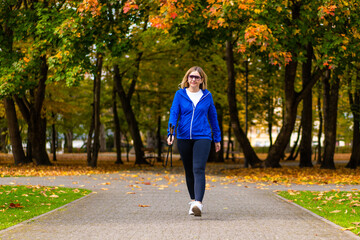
[{"left": 167, "top": 66, "right": 221, "bottom": 217}]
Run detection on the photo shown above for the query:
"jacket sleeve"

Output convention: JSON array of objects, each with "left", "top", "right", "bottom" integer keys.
[
  {"left": 168, "top": 91, "right": 180, "bottom": 136},
  {"left": 208, "top": 93, "right": 221, "bottom": 143}
]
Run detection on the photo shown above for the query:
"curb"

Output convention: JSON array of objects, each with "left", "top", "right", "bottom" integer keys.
[
  {"left": 0, "top": 191, "right": 94, "bottom": 235},
  {"left": 275, "top": 193, "right": 360, "bottom": 239}
]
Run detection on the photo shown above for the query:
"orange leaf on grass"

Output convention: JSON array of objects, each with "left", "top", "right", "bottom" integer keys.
[{"left": 9, "top": 203, "right": 24, "bottom": 208}]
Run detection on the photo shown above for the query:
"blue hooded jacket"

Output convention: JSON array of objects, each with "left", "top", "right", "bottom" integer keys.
[{"left": 168, "top": 88, "right": 221, "bottom": 143}]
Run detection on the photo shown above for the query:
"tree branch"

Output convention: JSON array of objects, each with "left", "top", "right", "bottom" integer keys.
[
  {"left": 14, "top": 96, "right": 30, "bottom": 124},
  {"left": 295, "top": 67, "right": 325, "bottom": 106},
  {"left": 34, "top": 56, "right": 47, "bottom": 114}
]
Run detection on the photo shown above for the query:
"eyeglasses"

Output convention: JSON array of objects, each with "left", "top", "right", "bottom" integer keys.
[{"left": 188, "top": 75, "right": 201, "bottom": 81}]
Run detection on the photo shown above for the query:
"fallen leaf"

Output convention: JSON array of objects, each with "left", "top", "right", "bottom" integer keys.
[
  {"left": 138, "top": 204, "right": 150, "bottom": 207},
  {"left": 342, "top": 227, "right": 356, "bottom": 231},
  {"left": 49, "top": 195, "right": 59, "bottom": 198},
  {"left": 9, "top": 203, "right": 24, "bottom": 208},
  {"left": 126, "top": 192, "right": 136, "bottom": 194},
  {"left": 330, "top": 210, "right": 341, "bottom": 213},
  {"left": 100, "top": 182, "right": 111, "bottom": 185},
  {"left": 101, "top": 188, "right": 109, "bottom": 191}
]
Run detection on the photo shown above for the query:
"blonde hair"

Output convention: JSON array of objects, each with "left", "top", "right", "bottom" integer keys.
[{"left": 180, "top": 66, "right": 208, "bottom": 90}]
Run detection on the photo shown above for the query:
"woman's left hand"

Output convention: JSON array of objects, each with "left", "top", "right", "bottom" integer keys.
[{"left": 215, "top": 142, "right": 221, "bottom": 152}]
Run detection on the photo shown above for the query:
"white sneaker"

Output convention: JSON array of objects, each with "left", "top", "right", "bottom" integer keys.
[
  {"left": 191, "top": 201, "right": 203, "bottom": 217},
  {"left": 188, "top": 201, "right": 195, "bottom": 215}
]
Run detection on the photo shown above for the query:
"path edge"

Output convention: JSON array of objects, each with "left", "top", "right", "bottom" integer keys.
[
  {"left": 275, "top": 193, "right": 360, "bottom": 239},
  {"left": 0, "top": 191, "right": 94, "bottom": 235}
]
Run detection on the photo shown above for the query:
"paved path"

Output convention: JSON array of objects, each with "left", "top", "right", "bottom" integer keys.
[{"left": 0, "top": 169, "right": 359, "bottom": 240}]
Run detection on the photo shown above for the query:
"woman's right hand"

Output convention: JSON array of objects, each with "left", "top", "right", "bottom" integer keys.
[{"left": 167, "top": 135, "right": 174, "bottom": 146}]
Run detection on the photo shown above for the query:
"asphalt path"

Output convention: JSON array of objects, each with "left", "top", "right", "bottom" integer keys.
[{"left": 0, "top": 169, "right": 360, "bottom": 240}]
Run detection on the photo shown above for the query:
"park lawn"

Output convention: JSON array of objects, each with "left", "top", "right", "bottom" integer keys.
[
  {"left": 278, "top": 190, "right": 360, "bottom": 236},
  {"left": 0, "top": 185, "right": 91, "bottom": 230}
]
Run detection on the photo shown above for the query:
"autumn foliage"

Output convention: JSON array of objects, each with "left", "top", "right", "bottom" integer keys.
[{"left": 1, "top": 154, "right": 360, "bottom": 185}]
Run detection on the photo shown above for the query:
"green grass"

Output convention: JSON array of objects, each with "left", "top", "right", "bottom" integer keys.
[
  {"left": 278, "top": 190, "right": 360, "bottom": 236},
  {"left": 0, "top": 185, "right": 91, "bottom": 230}
]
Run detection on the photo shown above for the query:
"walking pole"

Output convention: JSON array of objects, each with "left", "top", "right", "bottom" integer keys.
[
  {"left": 170, "top": 132, "right": 173, "bottom": 167},
  {"left": 165, "top": 124, "right": 175, "bottom": 167}
]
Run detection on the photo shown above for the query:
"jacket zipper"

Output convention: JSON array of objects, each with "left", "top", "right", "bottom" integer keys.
[{"left": 189, "top": 92, "right": 210, "bottom": 139}]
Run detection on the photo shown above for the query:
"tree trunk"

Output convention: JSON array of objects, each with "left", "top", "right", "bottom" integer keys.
[
  {"left": 157, "top": 116, "right": 162, "bottom": 162},
  {"left": 268, "top": 97, "right": 274, "bottom": 148},
  {"left": 30, "top": 112, "right": 50, "bottom": 165},
  {"left": 321, "top": 70, "right": 339, "bottom": 169},
  {"left": 113, "top": 81, "right": 123, "bottom": 164},
  {"left": 346, "top": 75, "right": 360, "bottom": 169},
  {"left": 299, "top": 43, "right": 313, "bottom": 168},
  {"left": 316, "top": 86, "right": 323, "bottom": 165},
  {"left": 226, "top": 120, "right": 232, "bottom": 160},
  {"left": 244, "top": 60, "right": 249, "bottom": 167},
  {"left": 216, "top": 102, "right": 224, "bottom": 162},
  {"left": 65, "top": 131, "right": 73, "bottom": 153},
  {"left": 265, "top": 60, "right": 299, "bottom": 167},
  {"left": 87, "top": 106, "right": 95, "bottom": 163},
  {"left": 31, "top": 58, "right": 51, "bottom": 165},
  {"left": 347, "top": 113, "right": 360, "bottom": 168},
  {"left": 286, "top": 123, "right": 301, "bottom": 161},
  {"left": 88, "top": 53, "right": 103, "bottom": 167},
  {"left": 15, "top": 56, "right": 51, "bottom": 165},
  {"left": 114, "top": 64, "right": 146, "bottom": 164},
  {"left": 51, "top": 113, "right": 57, "bottom": 161},
  {"left": 146, "top": 130, "right": 157, "bottom": 149},
  {"left": 225, "top": 40, "right": 262, "bottom": 167},
  {"left": 124, "top": 133, "right": 130, "bottom": 162},
  {"left": 4, "top": 98, "right": 26, "bottom": 165},
  {"left": 3, "top": 13, "right": 29, "bottom": 164},
  {"left": 26, "top": 134, "right": 32, "bottom": 163},
  {"left": 100, "top": 123, "right": 106, "bottom": 152},
  {"left": 0, "top": 124, "right": 7, "bottom": 153}
]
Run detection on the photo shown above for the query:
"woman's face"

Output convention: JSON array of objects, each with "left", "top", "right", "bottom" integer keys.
[{"left": 187, "top": 71, "right": 202, "bottom": 89}]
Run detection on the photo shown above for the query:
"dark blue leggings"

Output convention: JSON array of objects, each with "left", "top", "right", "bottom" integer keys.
[{"left": 177, "top": 139, "right": 211, "bottom": 202}]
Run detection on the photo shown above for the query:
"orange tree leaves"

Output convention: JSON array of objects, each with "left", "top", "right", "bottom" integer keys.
[
  {"left": 149, "top": 0, "right": 360, "bottom": 68},
  {"left": 123, "top": 1, "right": 139, "bottom": 14},
  {"left": 78, "top": 0, "right": 102, "bottom": 17}
]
